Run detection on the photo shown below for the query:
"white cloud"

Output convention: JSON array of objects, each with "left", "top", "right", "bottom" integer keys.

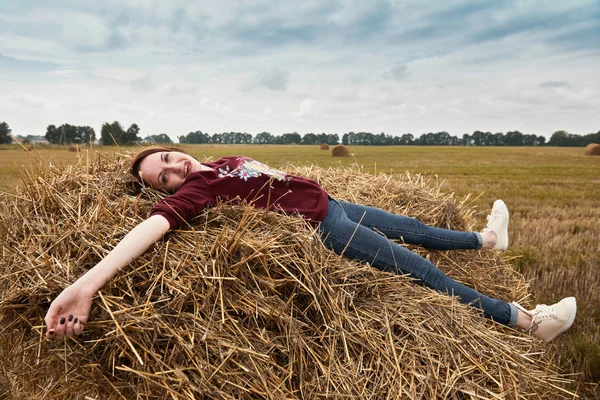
[
  {"left": 293, "top": 98, "right": 315, "bottom": 118},
  {"left": 1, "top": 1, "right": 599, "bottom": 139},
  {"left": 240, "top": 67, "right": 290, "bottom": 92},
  {"left": 381, "top": 65, "right": 409, "bottom": 81}
]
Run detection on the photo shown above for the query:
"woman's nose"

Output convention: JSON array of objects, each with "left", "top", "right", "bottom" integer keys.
[{"left": 166, "top": 164, "right": 182, "bottom": 174}]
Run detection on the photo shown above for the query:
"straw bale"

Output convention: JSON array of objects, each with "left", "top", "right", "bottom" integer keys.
[
  {"left": 0, "top": 153, "right": 573, "bottom": 399},
  {"left": 584, "top": 143, "right": 600, "bottom": 156},
  {"left": 320, "top": 143, "right": 329, "bottom": 150},
  {"left": 331, "top": 145, "right": 349, "bottom": 157}
]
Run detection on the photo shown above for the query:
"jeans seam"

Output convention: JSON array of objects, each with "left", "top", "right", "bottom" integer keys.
[
  {"left": 387, "top": 226, "right": 475, "bottom": 243},
  {"left": 325, "top": 233, "right": 438, "bottom": 288}
]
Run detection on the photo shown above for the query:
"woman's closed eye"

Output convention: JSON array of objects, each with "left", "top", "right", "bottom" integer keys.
[{"left": 160, "top": 153, "right": 170, "bottom": 185}]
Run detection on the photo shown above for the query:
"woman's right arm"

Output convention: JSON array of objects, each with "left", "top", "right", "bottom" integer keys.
[{"left": 44, "top": 215, "right": 171, "bottom": 340}]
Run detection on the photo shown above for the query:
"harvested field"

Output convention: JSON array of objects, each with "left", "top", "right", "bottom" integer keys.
[{"left": 0, "top": 152, "right": 576, "bottom": 399}]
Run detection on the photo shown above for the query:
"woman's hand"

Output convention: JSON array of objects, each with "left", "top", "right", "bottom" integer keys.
[
  {"left": 44, "top": 282, "right": 94, "bottom": 340},
  {"left": 43, "top": 215, "right": 170, "bottom": 340}
]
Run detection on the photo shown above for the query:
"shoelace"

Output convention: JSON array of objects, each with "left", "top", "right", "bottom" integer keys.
[
  {"left": 513, "top": 302, "right": 556, "bottom": 333},
  {"left": 482, "top": 213, "right": 501, "bottom": 233}
]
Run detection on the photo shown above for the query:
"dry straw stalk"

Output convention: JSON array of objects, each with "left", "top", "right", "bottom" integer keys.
[{"left": 0, "top": 152, "right": 573, "bottom": 399}]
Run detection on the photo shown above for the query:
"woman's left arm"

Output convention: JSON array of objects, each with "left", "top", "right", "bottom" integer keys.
[{"left": 44, "top": 215, "right": 171, "bottom": 340}]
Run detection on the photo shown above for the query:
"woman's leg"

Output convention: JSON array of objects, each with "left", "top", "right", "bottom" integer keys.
[
  {"left": 337, "top": 200, "right": 482, "bottom": 251},
  {"left": 319, "top": 198, "right": 518, "bottom": 326}
]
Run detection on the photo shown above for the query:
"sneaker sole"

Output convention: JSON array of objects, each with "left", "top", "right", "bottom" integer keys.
[
  {"left": 544, "top": 297, "right": 577, "bottom": 343},
  {"left": 492, "top": 200, "right": 509, "bottom": 251}
]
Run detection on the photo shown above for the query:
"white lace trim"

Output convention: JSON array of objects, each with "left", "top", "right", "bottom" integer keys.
[{"left": 512, "top": 302, "right": 557, "bottom": 333}]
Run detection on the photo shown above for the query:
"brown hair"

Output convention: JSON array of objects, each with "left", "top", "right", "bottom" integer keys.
[{"left": 130, "top": 146, "right": 189, "bottom": 188}]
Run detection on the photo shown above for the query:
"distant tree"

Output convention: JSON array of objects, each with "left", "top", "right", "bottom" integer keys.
[
  {"left": 399, "top": 133, "right": 414, "bottom": 145},
  {"left": 45, "top": 125, "right": 59, "bottom": 144},
  {"left": 60, "top": 124, "right": 77, "bottom": 144},
  {"left": 122, "top": 123, "right": 141, "bottom": 144},
  {"left": 372, "top": 132, "right": 386, "bottom": 145},
  {"left": 179, "top": 130, "right": 209, "bottom": 144},
  {"left": 44, "top": 124, "right": 95, "bottom": 144},
  {"left": 276, "top": 132, "right": 301, "bottom": 144},
  {"left": 582, "top": 130, "right": 600, "bottom": 145},
  {"left": 302, "top": 132, "right": 318, "bottom": 145},
  {"left": 535, "top": 135, "right": 546, "bottom": 146},
  {"left": 77, "top": 126, "right": 96, "bottom": 143},
  {"left": 100, "top": 121, "right": 131, "bottom": 145},
  {"left": 416, "top": 132, "right": 440, "bottom": 145},
  {"left": 471, "top": 130, "right": 485, "bottom": 146},
  {"left": 505, "top": 131, "right": 524, "bottom": 146},
  {"left": 435, "top": 131, "right": 453, "bottom": 145},
  {"left": 522, "top": 134, "right": 538, "bottom": 146},
  {"left": 492, "top": 132, "right": 505, "bottom": 146},
  {"left": 211, "top": 133, "right": 222, "bottom": 144},
  {"left": 341, "top": 133, "right": 349, "bottom": 145},
  {"left": 327, "top": 133, "right": 340, "bottom": 145},
  {"left": 254, "top": 132, "right": 274, "bottom": 144},
  {"left": 548, "top": 130, "right": 599, "bottom": 146},
  {"left": 0, "top": 122, "right": 11, "bottom": 144},
  {"left": 100, "top": 122, "right": 122, "bottom": 145},
  {"left": 548, "top": 130, "right": 580, "bottom": 146},
  {"left": 100, "top": 123, "right": 113, "bottom": 145},
  {"left": 462, "top": 133, "right": 473, "bottom": 146}
]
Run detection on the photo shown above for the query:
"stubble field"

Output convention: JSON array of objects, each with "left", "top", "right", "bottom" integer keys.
[{"left": 1, "top": 144, "right": 599, "bottom": 397}]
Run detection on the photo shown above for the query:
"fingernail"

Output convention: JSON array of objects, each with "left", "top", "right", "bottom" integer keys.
[
  {"left": 74, "top": 318, "right": 78, "bottom": 324},
  {"left": 60, "top": 318, "right": 65, "bottom": 324},
  {"left": 68, "top": 315, "right": 73, "bottom": 322},
  {"left": 49, "top": 330, "right": 54, "bottom": 335}
]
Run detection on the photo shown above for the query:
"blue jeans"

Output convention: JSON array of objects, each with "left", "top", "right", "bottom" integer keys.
[{"left": 318, "top": 198, "right": 518, "bottom": 326}]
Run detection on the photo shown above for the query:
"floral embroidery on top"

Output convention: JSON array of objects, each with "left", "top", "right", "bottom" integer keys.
[{"left": 218, "top": 159, "right": 290, "bottom": 183}]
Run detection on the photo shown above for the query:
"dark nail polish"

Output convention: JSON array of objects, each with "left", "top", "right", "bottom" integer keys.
[
  {"left": 68, "top": 315, "right": 73, "bottom": 322},
  {"left": 74, "top": 318, "right": 78, "bottom": 324},
  {"left": 49, "top": 330, "right": 54, "bottom": 335},
  {"left": 60, "top": 318, "right": 65, "bottom": 324}
]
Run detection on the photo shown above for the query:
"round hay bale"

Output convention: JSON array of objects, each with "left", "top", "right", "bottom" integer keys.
[
  {"left": 320, "top": 143, "right": 329, "bottom": 150},
  {"left": 584, "top": 143, "right": 600, "bottom": 156},
  {"left": 0, "top": 155, "right": 572, "bottom": 399},
  {"left": 24, "top": 144, "right": 34, "bottom": 151},
  {"left": 68, "top": 144, "right": 79, "bottom": 152},
  {"left": 332, "top": 144, "right": 349, "bottom": 157}
]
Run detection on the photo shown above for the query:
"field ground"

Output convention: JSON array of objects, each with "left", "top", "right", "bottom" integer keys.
[{"left": 1, "top": 144, "right": 599, "bottom": 396}]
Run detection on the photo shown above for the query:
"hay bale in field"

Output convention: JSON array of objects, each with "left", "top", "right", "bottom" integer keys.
[
  {"left": 584, "top": 143, "right": 600, "bottom": 156},
  {"left": 0, "top": 154, "right": 573, "bottom": 399},
  {"left": 68, "top": 144, "right": 79, "bottom": 152},
  {"left": 320, "top": 143, "right": 329, "bottom": 150},
  {"left": 24, "top": 144, "right": 34, "bottom": 151},
  {"left": 332, "top": 144, "right": 349, "bottom": 157}
]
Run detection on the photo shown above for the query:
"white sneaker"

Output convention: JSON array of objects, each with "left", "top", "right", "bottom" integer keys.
[
  {"left": 513, "top": 297, "right": 577, "bottom": 342},
  {"left": 482, "top": 199, "right": 509, "bottom": 250}
]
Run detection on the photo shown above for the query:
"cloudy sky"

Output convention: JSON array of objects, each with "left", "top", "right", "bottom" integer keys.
[{"left": 1, "top": 1, "right": 599, "bottom": 141}]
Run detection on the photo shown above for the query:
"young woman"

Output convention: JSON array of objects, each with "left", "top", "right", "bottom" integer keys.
[{"left": 45, "top": 147, "right": 577, "bottom": 342}]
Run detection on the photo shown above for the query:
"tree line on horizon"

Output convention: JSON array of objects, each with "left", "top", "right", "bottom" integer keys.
[
  {"left": 1, "top": 121, "right": 599, "bottom": 147},
  {"left": 175, "top": 129, "right": 600, "bottom": 147}
]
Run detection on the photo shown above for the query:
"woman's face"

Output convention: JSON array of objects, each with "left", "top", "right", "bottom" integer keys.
[{"left": 138, "top": 151, "right": 204, "bottom": 192}]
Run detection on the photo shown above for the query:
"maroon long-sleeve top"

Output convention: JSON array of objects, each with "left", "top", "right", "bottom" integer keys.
[{"left": 149, "top": 156, "right": 329, "bottom": 230}]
